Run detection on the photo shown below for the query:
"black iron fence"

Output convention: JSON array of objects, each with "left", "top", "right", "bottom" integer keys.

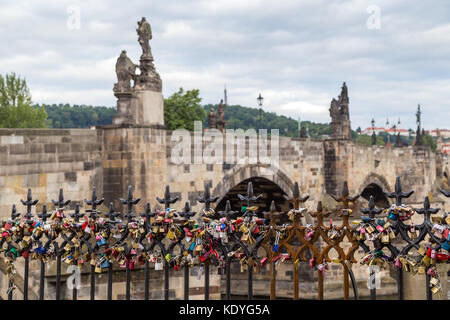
[{"left": 0, "top": 176, "right": 449, "bottom": 300}]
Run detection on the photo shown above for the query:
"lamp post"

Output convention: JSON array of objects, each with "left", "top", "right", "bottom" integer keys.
[{"left": 257, "top": 93, "right": 263, "bottom": 131}]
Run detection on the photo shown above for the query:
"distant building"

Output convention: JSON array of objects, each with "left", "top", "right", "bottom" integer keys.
[
  {"left": 427, "top": 129, "right": 450, "bottom": 139},
  {"left": 361, "top": 126, "right": 411, "bottom": 136}
]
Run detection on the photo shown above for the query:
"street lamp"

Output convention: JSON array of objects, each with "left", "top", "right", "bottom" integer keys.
[{"left": 257, "top": 93, "right": 263, "bottom": 130}]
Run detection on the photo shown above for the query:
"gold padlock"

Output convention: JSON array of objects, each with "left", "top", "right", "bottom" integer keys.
[
  {"left": 431, "top": 286, "right": 440, "bottom": 294},
  {"left": 366, "top": 225, "right": 375, "bottom": 234},
  {"left": 417, "top": 247, "right": 426, "bottom": 256},
  {"left": 421, "top": 255, "right": 431, "bottom": 267},
  {"left": 417, "top": 265, "right": 425, "bottom": 274},
  {"left": 430, "top": 277, "right": 439, "bottom": 286},
  {"left": 95, "top": 265, "right": 102, "bottom": 273},
  {"left": 389, "top": 231, "right": 396, "bottom": 240},
  {"left": 381, "top": 235, "right": 390, "bottom": 243},
  {"left": 166, "top": 229, "right": 176, "bottom": 240}
]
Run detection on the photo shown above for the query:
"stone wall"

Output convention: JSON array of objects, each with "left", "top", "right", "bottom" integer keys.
[{"left": 0, "top": 129, "right": 102, "bottom": 218}]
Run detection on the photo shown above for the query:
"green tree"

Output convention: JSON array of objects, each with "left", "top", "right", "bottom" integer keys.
[
  {"left": 0, "top": 73, "right": 47, "bottom": 128},
  {"left": 423, "top": 133, "right": 437, "bottom": 152},
  {"left": 164, "top": 88, "right": 206, "bottom": 131}
]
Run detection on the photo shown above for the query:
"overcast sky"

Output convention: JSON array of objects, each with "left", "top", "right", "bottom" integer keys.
[{"left": 1, "top": 0, "right": 449, "bottom": 130}]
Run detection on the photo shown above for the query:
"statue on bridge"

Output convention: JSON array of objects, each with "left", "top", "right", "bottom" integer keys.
[
  {"left": 329, "top": 82, "right": 351, "bottom": 139},
  {"left": 137, "top": 17, "right": 152, "bottom": 59},
  {"left": 113, "top": 50, "right": 138, "bottom": 93}
]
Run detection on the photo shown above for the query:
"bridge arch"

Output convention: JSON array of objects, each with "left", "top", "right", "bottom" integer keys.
[
  {"left": 358, "top": 173, "right": 391, "bottom": 208},
  {"left": 212, "top": 164, "right": 295, "bottom": 213}
]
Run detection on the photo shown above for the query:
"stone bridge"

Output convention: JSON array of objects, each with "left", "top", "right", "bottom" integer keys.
[{"left": 0, "top": 123, "right": 448, "bottom": 219}]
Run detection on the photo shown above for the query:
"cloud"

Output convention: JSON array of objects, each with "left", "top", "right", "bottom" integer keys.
[{"left": 0, "top": 0, "right": 448, "bottom": 130}]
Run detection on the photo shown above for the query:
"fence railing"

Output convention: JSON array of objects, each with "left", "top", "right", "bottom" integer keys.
[{"left": 0, "top": 176, "right": 449, "bottom": 300}]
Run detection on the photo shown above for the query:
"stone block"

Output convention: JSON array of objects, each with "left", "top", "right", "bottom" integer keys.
[{"left": 44, "top": 144, "right": 56, "bottom": 153}]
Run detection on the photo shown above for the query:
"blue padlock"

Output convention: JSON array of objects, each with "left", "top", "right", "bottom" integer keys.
[
  {"left": 97, "top": 237, "right": 106, "bottom": 246},
  {"left": 362, "top": 217, "right": 371, "bottom": 223},
  {"left": 442, "top": 241, "right": 450, "bottom": 251},
  {"left": 377, "top": 219, "right": 385, "bottom": 226},
  {"left": 189, "top": 242, "right": 195, "bottom": 251},
  {"left": 273, "top": 244, "right": 278, "bottom": 252},
  {"left": 101, "top": 260, "right": 110, "bottom": 268},
  {"left": 389, "top": 212, "right": 397, "bottom": 220},
  {"left": 35, "top": 247, "right": 46, "bottom": 255}
]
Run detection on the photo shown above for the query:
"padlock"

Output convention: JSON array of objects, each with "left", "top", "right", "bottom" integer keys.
[
  {"left": 155, "top": 260, "right": 164, "bottom": 270},
  {"left": 430, "top": 249, "right": 437, "bottom": 259},
  {"left": 309, "top": 257, "right": 316, "bottom": 269},
  {"left": 431, "top": 286, "right": 440, "bottom": 294},
  {"left": 417, "top": 265, "right": 426, "bottom": 274},
  {"left": 366, "top": 225, "right": 375, "bottom": 234},
  {"left": 381, "top": 234, "right": 390, "bottom": 243},
  {"left": 260, "top": 257, "right": 268, "bottom": 267},
  {"left": 417, "top": 247, "right": 426, "bottom": 256},
  {"left": 430, "top": 277, "right": 439, "bottom": 286},
  {"left": 394, "top": 258, "right": 402, "bottom": 268},
  {"left": 421, "top": 255, "right": 431, "bottom": 267}
]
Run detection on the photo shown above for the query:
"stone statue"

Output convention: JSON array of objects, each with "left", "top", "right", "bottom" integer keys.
[
  {"left": 208, "top": 108, "right": 216, "bottom": 129},
  {"left": 329, "top": 82, "right": 351, "bottom": 140},
  {"left": 329, "top": 98, "right": 339, "bottom": 121},
  {"left": 113, "top": 50, "right": 137, "bottom": 93},
  {"left": 216, "top": 99, "right": 226, "bottom": 132},
  {"left": 137, "top": 17, "right": 152, "bottom": 58},
  {"left": 340, "top": 82, "right": 348, "bottom": 103}
]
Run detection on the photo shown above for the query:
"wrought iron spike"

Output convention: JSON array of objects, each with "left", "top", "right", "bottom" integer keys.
[
  {"left": 11, "top": 204, "right": 20, "bottom": 220},
  {"left": 383, "top": 176, "right": 414, "bottom": 206},
  {"left": 332, "top": 181, "right": 359, "bottom": 208},
  {"left": 317, "top": 201, "right": 323, "bottom": 212},
  {"left": 51, "top": 188, "right": 71, "bottom": 208},
  {"left": 84, "top": 187, "right": 104, "bottom": 208},
  {"left": 106, "top": 202, "right": 120, "bottom": 221},
  {"left": 342, "top": 181, "right": 349, "bottom": 198},
  {"left": 70, "top": 203, "right": 84, "bottom": 222},
  {"left": 218, "top": 200, "right": 238, "bottom": 220},
  {"left": 283, "top": 181, "right": 309, "bottom": 209},
  {"left": 120, "top": 185, "right": 141, "bottom": 221},
  {"left": 196, "top": 183, "right": 219, "bottom": 210},
  {"left": 292, "top": 182, "right": 299, "bottom": 198},
  {"left": 415, "top": 196, "right": 440, "bottom": 218},
  {"left": 38, "top": 204, "right": 51, "bottom": 221},
  {"left": 157, "top": 185, "right": 179, "bottom": 209},
  {"left": 360, "top": 195, "right": 383, "bottom": 219},
  {"left": 237, "top": 182, "right": 263, "bottom": 207},
  {"left": 178, "top": 201, "right": 196, "bottom": 219},
  {"left": 20, "top": 188, "right": 38, "bottom": 219}
]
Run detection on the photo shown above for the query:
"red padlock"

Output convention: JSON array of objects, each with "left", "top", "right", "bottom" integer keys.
[
  {"left": 260, "top": 257, "right": 268, "bottom": 267},
  {"left": 309, "top": 258, "right": 316, "bottom": 269},
  {"left": 271, "top": 255, "right": 281, "bottom": 263}
]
